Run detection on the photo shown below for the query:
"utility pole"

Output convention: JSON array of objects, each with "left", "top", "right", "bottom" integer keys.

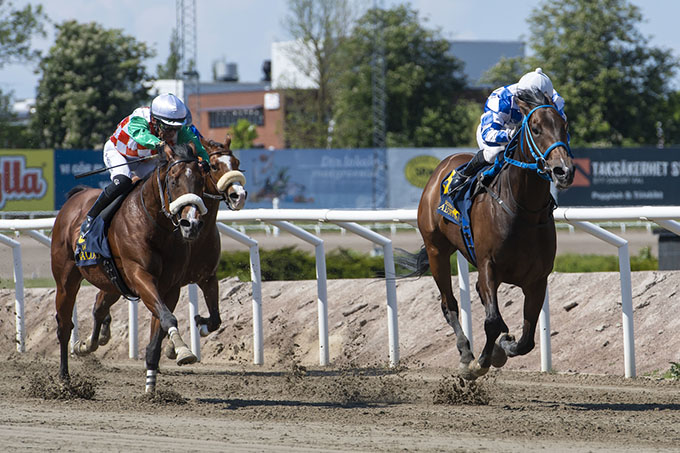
[
  {"left": 371, "top": 0, "right": 387, "bottom": 209},
  {"left": 176, "top": 0, "right": 200, "bottom": 128}
]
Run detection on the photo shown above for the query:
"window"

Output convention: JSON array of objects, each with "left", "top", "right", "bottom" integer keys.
[{"left": 208, "top": 105, "right": 264, "bottom": 128}]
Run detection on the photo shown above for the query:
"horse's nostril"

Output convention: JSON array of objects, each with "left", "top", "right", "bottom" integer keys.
[
  {"left": 553, "top": 167, "right": 565, "bottom": 177},
  {"left": 179, "top": 218, "right": 190, "bottom": 228},
  {"left": 229, "top": 192, "right": 239, "bottom": 200}
]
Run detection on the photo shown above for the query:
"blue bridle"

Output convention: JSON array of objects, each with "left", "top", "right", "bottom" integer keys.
[{"left": 503, "top": 105, "right": 573, "bottom": 182}]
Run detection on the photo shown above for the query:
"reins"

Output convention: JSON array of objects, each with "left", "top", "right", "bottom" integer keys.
[
  {"left": 139, "top": 157, "right": 201, "bottom": 231},
  {"left": 502, "top": 105, "right": 572, "bottom": 182},
  {"left": 480, "top": 104, "right": 567, "bottom": 220}
]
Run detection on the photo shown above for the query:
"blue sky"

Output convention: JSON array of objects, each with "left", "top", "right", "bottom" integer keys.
[{"left": 2, "top": 0, "right": 677, "bottom": 99}]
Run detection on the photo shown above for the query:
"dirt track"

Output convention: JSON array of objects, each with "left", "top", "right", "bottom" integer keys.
[
  {"left": 1, "top": 354, "right": 679, "bottom": 452},
  {"left": 2, "top": 269, "right": 680, "bottom": 451}
]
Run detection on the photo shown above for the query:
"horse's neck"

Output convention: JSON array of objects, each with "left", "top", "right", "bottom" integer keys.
[{"left": 504, "top": 164, "right": 553, "bottom": 218}]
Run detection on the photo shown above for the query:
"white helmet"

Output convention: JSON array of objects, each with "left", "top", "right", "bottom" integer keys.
[
  {"left": 517, "top": 68, "right": 553, "bottom": 98},
  {"left": 151, "top": 93, "right": 187, "bottom": 127}
]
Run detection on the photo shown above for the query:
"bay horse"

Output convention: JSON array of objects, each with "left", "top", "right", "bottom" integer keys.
[
  {"left": 412, "top": 89, "right": 574, "bottom": 380},
  {"left": 68, "top": 135, "right": 247, "bottom": 392},
  {"left": 52, "top": 142, "right": 208, "bottom": 383}
]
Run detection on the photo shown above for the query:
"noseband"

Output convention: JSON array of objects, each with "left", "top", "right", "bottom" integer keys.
[
  {"left": 204, "top": 149, "right": 247, "bottom": 210},
  {"left": 503, "top": 105, "right": 573, "bottom": 182},
  {"left": 140, "top": 157, "right": 207, "bottom": 230}
]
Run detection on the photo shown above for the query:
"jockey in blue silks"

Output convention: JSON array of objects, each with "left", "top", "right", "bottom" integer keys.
[{"left": 447, "top": 68, "right": 568, "bottom": 193}]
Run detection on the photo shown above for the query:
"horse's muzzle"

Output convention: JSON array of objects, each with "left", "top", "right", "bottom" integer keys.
[
  {"left": 179, "top": 217, "right": 203, "bottom": 240},
  {"left": 551, "top": 163, "right": 574, "bottom": 190}
]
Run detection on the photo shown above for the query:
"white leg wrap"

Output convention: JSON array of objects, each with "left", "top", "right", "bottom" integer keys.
[
  {"left": 168, "top": 326, "right": 179, "bottom": 336},
  {"left": 145, "top": 369, "right": 157, "bottom": 393}
]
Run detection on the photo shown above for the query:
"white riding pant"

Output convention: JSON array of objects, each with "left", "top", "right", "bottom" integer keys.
[
  {"left": 103, "top": 140, "right": 157, "bottom": 181},
  {"left": 476, "top": 123, "right": 507, "bottom": 164}
]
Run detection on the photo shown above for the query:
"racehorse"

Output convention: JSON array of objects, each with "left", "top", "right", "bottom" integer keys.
[
  {"left": 67, "top": 135, "right": 247, "bottom": 392},
  {"left": 52, "top": 142, "right": 208, "bottom": 383},
  {"left": 411, "top": 89, "right": 574, "bottom": 380}
]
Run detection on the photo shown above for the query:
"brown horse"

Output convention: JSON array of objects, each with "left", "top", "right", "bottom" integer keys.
[
  {"left": 68, "top": 135, "right": 247, "bottom": 392},
  {"left": 52, "top": 143, "right": 208, "bottom": 383},
  {"left": 411, "top": 89, "right": 574, "bottom": 380}
]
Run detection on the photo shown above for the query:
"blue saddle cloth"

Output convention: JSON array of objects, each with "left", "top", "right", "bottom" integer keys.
[
  {"left": 436, "top": 158, "right": 503, "bottom": 268},
  {"left": 74, "top": 216, "right": 112, "bottom": 267}
]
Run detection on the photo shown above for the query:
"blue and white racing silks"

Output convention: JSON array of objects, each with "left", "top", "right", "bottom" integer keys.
[{"left": 479, "top": 83, "right": 567, "bottom": 147}]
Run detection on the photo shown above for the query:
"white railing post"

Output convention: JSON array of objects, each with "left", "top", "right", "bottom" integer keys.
[
  {"left": 456, "top": 251, "right": 473, "bottom": 350},
  {"left": 128, "top": 299, "right": 138, "bottom": 359},
  {"left": 188, "top": 283, "right": 201, "bottom": 361},
  {"left": 0, "top": 233, "right": 25, "bottom": 352},
  {"left": 539, "top": 290, "right": 552, "bottom": 372},
  {"left": 333, "top": 221, "right": 399, "bottom": 367},
  {"left": 268, "top": 220, "right": 329, "bottom": 366},
  {"left": 216, "top": 223, "right": 264, "bottom": 365}
]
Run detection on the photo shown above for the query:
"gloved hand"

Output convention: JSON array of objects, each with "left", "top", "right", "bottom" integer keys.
[
  {"left": 155, "top": 140, "right": 167, "bottom": 151},
  {"left": 198, "top": 159, "right": 211, "bottom": 173}
]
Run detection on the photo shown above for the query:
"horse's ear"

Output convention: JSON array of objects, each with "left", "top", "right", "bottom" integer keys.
[
  {"left": 225, "top": 134, "right": 232, "bottom": 150},
  {"left": 160, "top": 142, "right": 175, "bottom": 161},
  {"left": 515, "top": 97, "right": 531, "bottom": 116},
  {"left": 187, "top": 141, "right": 197, "bottom": 157}
]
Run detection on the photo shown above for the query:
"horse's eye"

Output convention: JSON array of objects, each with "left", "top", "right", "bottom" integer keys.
[{"left": 532, "top": 126, "right": 541, "bottom": 135}]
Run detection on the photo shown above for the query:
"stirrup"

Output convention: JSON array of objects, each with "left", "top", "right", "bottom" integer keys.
[
  {"left": 79, "top": 216, "right": 94, "bottom": 240},
  {"left": 448, "top": 173, "right": 469, "bottom": 194}
]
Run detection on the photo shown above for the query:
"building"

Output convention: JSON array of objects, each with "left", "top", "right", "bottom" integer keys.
[{"left": 184, "top": 81, "right": 285, "bottom": 150}]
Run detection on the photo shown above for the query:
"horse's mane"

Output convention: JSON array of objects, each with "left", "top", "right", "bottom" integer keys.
[
  {"left": 66, "top": 185, "right": 89, "bottom": 199},
  {"left": 516, "top": 88, "right": 553, "bottom": 108}
]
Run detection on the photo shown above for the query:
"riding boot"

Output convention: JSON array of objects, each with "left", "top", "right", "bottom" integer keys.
[
  {"left": 447, "top": 150, "right": 489, "bottom": 194},
  {"left": 79, "top": 175, "right": 133, "bottom": 238}
]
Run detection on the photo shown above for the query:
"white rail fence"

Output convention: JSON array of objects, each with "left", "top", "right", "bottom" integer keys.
[{"left": 1, "top": 206, "right": 680, "bottom": 377}]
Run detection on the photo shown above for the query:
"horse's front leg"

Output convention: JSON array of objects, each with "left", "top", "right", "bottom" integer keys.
[
  {"left": 73, "top": 291, "right": 118, "bottom": 356},
  {"left": 498, "top": 278, "right": 546, "bottom": 357},
  {"left": 194, "top": 274, "right": 222, "bottom": 336},
  {"left": 466, "top": 261, "right": 508, "bottom": 380},
  {"left": 425, "top": 243, "right": 474, "bottom": 369}
]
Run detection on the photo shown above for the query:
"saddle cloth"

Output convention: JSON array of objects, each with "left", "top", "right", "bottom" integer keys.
[{"left": 73, "top": 190, "right": 139, "bottom": 300}]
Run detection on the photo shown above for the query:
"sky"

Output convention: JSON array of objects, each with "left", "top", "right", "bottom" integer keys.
[{"left": 2, "top": 0, "right": 678, "bottom": 100}]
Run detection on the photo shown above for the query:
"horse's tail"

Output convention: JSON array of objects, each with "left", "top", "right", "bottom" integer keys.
[
  {"left": 66, "top": 185, "right": 90, "bottom": 199},
  {"left": 393, "top": 246, "right": 430, "bottom": 278}
]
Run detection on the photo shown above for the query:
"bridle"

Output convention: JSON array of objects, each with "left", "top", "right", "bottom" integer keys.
[
  {"left": 140, "top": 156, "right": 207, "bottom": 230},
  {"left": 502, "top": 105, "right": 573, "bottom": 182},
  {"left": 203, "top": 148, "right": 247, "bottom": 210}
]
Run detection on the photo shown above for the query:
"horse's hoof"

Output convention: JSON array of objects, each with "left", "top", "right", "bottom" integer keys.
[
  {"left": 72, "top": 339, "right": 89, "bottom": 356},
  {"left": 165, "top": 341, "right": 177, "bottom": 360},
  {"left": 175, "top": 347, "right": 197, "bottom": 366},
  {"left": 458, "top": 362, "right": 479, "bottom": 381},
  {"left": 469, "top": 359, "right": 490, "bottom": 378},
  {"left": 98, "top": 334, "right": 110, "bottom": 346},
  {"left": 491, "top": 342, "right": 508, "bottom": 368}
]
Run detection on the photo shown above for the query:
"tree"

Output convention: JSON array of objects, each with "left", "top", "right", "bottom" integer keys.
[
  {"left": 228, "top": 119, "right": 258, "bottom": 150},
  {"left": 156, "top": 28, "right": 180, "bottom": 79},
  {"left": 282, "top": 0, "right": 356, "bottom": 148},
  {"left": 0, "top": 1, "right": 46, "bottom": 148},
  {"left": 0, "top": 0, "right": 46, "bottom": 67},
  {"left": 332, "top": 5, "right": 467, "bottom": 148},
  {"left": 495, "top": 0, "right": 679, "bottom": 147},
  {"left": 31, "top": 20, "right": 154, "bottom": 149}
]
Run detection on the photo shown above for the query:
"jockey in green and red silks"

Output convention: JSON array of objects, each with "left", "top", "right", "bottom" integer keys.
[{"left": 79, "top": 93, "right": 208, "bottom": 240}]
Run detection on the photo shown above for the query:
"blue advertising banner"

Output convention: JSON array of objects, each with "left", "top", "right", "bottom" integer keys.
[
  {"left": 236, "top": 148, "right": 384, "bottom": 209},
  {"left": 386, "top": 148, "right": 475, "bottom": 208},
  {"left": 559, "top": 148, "right": 680, "bottom": 206},
  {"left": 54, "top": 149, "right": 110, "bottom": 209}
]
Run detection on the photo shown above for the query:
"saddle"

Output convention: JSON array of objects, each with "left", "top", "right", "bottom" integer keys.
[
  {"left": 74, "top": 184, "right": 140, "bottom": 300},
  {"left": 436, "top": 158, "right": 503, "bottom": 267}
]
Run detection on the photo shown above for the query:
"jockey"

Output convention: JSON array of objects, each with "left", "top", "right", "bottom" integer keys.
[
  {"left": 447, "top": 68, "right": 567, "bottom": 193},
  {"left": 79, "top": 93, "right": 209, "bottom": 239}
]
